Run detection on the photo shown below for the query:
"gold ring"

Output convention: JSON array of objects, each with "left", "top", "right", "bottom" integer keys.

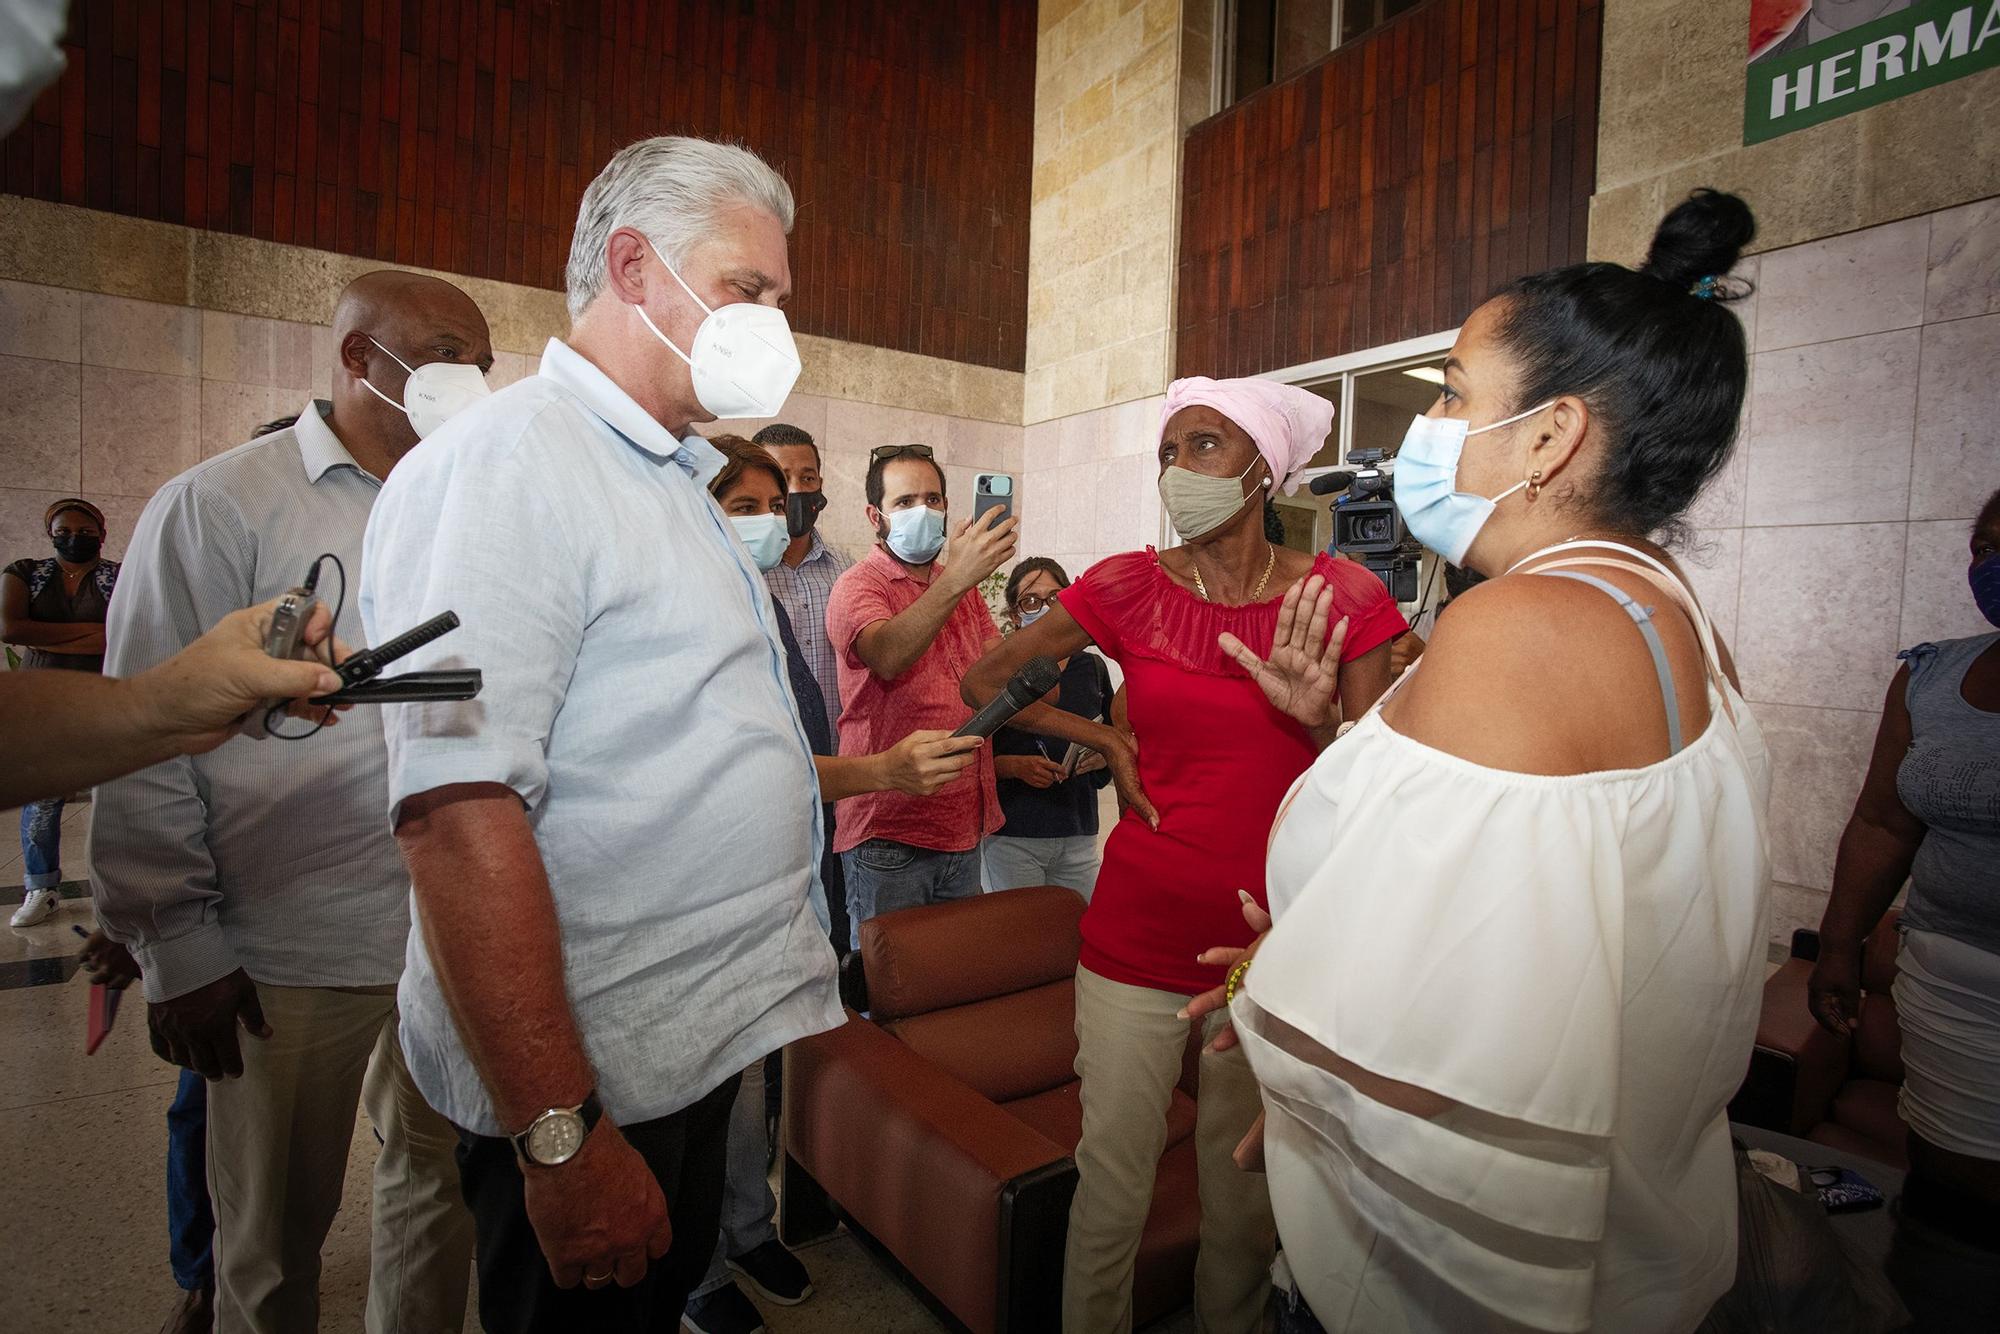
[
  {"left": 585, "top": 1270, "right": 613, "bottom": 1285},
  {"left": 1224, "top": 958, "right": 1253, "bottom": 1005}
]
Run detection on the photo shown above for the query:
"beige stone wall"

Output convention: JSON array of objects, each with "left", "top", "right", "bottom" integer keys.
[
  {"left": 0, "top": 197, "right": 1023, "bottom": 571},
  {"left": 1661, "top": 203, "right": 1999, "bottom": 946},
  {"left": 0, "top": 196, "right": 1023, "bottom": 426},
  {"left": 1591, "top": 3, "right": 2000, "bottom": 949},
  {"left": 1589, "top": 0, "right": 2000, "bottom": 265},
  {"left": 1015, "top": 0, "right": 1210, "bottom": 579},
  {"left": 1026, "top": 0, "right": 1187, "bottom": 426}
]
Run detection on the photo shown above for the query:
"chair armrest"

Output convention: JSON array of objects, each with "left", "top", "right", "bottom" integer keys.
[
  {"left": 785, "top": 1011, "right": 1072, "bottom": 1332},
  {"left": 1756, "top": 958, "right": 1852, "bottom": 1133}
]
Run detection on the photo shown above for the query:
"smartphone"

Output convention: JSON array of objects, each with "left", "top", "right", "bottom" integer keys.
[{"left": 974, "top": 472, "right": 1015, "bottom": 527}]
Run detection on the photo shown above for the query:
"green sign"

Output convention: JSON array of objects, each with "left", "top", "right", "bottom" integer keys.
[{"left": 1745, "top": 0, "right": 2000, "bottom": 144}]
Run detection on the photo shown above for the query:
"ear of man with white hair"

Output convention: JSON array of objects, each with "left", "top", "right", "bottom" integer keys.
[{"left": 565, "top": 136, "right": 802, "bottom": 435}]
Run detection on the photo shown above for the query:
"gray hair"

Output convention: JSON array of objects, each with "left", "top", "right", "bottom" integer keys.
[{"left": 563, "top": 136, "right": 795, "bottom": 320}]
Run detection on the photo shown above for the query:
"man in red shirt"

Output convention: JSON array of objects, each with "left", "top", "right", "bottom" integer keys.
[{"left": 825, "top": 444, "right": 1019, "bottom": 945}]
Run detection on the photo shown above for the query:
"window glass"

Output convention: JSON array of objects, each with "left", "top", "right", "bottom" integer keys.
[{"left": 1220, "top": 0, "right": 1435, "bottom": 111}]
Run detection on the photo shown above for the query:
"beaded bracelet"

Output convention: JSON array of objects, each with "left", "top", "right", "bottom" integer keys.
[{"left": 1224, "top": 957, "right": 1253, "bottom": 1005}]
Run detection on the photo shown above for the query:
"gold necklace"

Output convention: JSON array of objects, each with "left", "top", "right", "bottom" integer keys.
[{"left": 1192, "top": 543, "right": 1276, "bottom": 603}]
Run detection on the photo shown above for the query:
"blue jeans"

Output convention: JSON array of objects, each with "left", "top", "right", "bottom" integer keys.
[
  {"left": 20, "top": 798, "right": 63, "bottom": 891},
  {"left": 839, "top": 839, "right": 981, "bottom": 948},
  {"left": 167, "top": 1068, "right": 215, "bottom": 1290},
  {"left": 979, "top": 833, "right": 1102, "bottom": 897}
]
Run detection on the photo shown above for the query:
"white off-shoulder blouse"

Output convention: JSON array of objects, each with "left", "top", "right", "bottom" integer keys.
[{"left": 1238, "top": 542, "right": 1772, "bottom": 1333}]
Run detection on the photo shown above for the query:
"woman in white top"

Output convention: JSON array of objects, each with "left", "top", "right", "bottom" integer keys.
[{"left": 1189, "top": 189, "right": 1773, "bottom": 1333}]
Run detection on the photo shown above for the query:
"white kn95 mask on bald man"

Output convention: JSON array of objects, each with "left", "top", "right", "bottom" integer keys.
[{"left": 361, "top": 337, "right": 492, "bottom": 440}]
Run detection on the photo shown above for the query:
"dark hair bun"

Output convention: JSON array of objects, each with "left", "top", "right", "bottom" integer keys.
[{"left": 1641, "top": 188, "right": 1756, "bottom": 293}]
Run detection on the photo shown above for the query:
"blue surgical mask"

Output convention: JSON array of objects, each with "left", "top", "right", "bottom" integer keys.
[
  {"left": 1016, "top": 606, "right": 1047, "bottom": 628},
  {"left": 884, "top": 506, "right": 947, "bottom": 565},
  {"left": 1392, "top": 401, "right": 1555, "bottom": 564},
  {"left": 730, "top": 513, "right": 788, "bottom": 571},
  {"left": 1973, "top": 553, "right": 2000, "bottom": 628}
]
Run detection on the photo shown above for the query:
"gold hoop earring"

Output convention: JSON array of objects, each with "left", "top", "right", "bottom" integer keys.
[{"left": 1527, "top": 469, "right": 1544, "bottom": 501}]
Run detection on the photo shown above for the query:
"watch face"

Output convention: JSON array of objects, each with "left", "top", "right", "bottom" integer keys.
[{"left": 527, "top": 1111, "right": 586, "bottom": 1165}]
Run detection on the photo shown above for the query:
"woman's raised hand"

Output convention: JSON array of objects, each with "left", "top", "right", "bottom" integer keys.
[{"left": 1218, "top": 575, "right": 1347, "bottom": 732}]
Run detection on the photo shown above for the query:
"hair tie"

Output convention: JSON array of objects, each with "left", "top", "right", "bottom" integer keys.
[{"left": 1690, "top": 274, "right": 1723, "bottom": 300}]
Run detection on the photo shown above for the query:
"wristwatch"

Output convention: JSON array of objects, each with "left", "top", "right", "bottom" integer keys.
[{"left": 509, "top": 1090, "right": 603, "bottom": 1168}]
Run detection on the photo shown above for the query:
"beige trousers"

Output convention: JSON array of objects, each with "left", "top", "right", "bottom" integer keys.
[
  {"left": 205, "top": 984, "right": 473, "bottom": 1334},
  {"left": 1064, "top": 966, "right": 1276, "bottom": 1334}
]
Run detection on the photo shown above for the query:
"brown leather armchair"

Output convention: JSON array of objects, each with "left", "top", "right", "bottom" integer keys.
[
  {"left": 1730, "top": 910, "right": 1909, "bottom": 1168},
  {"left": 780, "top": 886, "right": 1201, "bottom": 1334}
]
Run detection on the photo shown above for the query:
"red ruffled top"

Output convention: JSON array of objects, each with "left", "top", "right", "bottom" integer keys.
[{"left": 1058, "top": 548, "right": 1406, "bottom": 995}]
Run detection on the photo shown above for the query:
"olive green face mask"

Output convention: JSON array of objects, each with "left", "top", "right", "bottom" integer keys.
[{"left": 1158, "top": 457, "right": 1262, "bottom": 540}]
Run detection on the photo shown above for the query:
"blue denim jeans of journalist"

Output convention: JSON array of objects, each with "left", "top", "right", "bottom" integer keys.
[
  {"left": 20, "top": 798, "right": 63, "bottom": 891},
  {"left": 167, "top": 1068, "right": 215, "bottom": 1291},
  {"left": 838, "top": 839, "right": 981, "bottom": 948}
]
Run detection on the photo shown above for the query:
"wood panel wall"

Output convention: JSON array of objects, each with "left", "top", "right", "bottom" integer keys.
[
  {"left": 1176, "top": 0, "right": 1601, "bottom": 377},
  {"left": 1, "top": 0, "right": 1037, "bottom": 371}
]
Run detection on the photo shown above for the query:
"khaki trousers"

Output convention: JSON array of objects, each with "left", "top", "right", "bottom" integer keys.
[
  {"left": 1064, "top": 966, "right": 1276, "bottom": 1334},
  {"left": 205, "top": 984, "right": 473, "bottom": 1334}
]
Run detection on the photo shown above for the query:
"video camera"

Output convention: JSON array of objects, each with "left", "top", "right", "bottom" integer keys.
[{"left": 1308, "top": 448, "right": 1423, "bottom": 601}]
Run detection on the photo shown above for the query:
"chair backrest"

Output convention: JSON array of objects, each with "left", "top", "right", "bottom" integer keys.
[{"left": 859, "top": 887, "right": 1087, "bottom": 1104}]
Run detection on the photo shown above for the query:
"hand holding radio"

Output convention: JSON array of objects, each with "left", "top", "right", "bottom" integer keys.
[
  {"left": 138, "top": 597, "right": 348, "bottom": 750},
  {"left": 245, "top": 555, "right": 483, "bottom": 738}
]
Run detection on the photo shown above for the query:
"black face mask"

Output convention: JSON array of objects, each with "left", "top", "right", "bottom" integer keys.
[
  {"left": 786, "top": 490, "right": 827, "bottom": 540},
  {"left": 53, "top": 534, "right": 101, "bottom": 563}
]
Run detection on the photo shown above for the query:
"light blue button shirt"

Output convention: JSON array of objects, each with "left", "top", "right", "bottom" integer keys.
[
  {"left": 361, "top": 338, "right": 843, "bottom": 1134},
  {"left": 92, "top": 402, "right": 414, "bottom": 1002}
]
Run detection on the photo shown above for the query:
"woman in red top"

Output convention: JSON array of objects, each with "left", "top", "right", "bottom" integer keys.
[{"left": 964, "top": 376, "right": 1405, "bottom": 1332}]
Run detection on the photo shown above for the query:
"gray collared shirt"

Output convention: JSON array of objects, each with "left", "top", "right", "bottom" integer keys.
[
  {"left": 92, "top": 402, "right": 415, "bottom": 1002},
  {"left": 361, "top": 337, "right": 843, "bottom": 1134},
  {"left": 764, "top": 531, "right": 853, "bottom": 735}
]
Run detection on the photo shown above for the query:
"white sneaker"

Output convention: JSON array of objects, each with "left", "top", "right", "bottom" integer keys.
[{"left": 10, "top": 888, "right": 59, "bottom": 927}]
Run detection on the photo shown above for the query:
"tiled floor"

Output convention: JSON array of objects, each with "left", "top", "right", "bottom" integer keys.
[{"left": 0, "top": 796, "right": 1193, "bottom": 1334}]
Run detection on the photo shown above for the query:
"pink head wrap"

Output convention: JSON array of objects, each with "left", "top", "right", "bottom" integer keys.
[{"left": 1160, "top": 376, "right": 1335, "bottom": 496}]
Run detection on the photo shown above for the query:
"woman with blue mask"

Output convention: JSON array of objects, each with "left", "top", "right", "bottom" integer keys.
[
  {"left": 706, "top": 436, "right": 983, "bottom": 815},
  {"left": 979, "top": 558, "right": 1115, "bottom": 897},
  {"left": 1185, "top": 189, "right": 1775, "bottom": 1334},
  {"left": 1805, "top": 487, "right": 2000, "bottom": 1334}
]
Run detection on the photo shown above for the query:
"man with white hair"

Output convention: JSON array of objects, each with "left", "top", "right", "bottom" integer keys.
[{"left": 360, "top": 137, "right": 843, "bottom": 1331}]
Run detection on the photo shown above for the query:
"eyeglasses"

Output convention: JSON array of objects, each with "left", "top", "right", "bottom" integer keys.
[
  {"left": 869, "top": 443, "right": 936, "bottom": 462},
  {"left": 1015, "top": 592, "right": 1059, "bottom": 613}
]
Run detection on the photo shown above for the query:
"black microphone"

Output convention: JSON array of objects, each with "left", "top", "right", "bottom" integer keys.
[
  {"left": 334, "top": 611, "right": 461, "bottom": 687},
  {"left": 955, "top": 655, "right": 1062, "bottom": 739},
  {"left": 1308, "top": 470, "right": 1356, "bottom": 495}
]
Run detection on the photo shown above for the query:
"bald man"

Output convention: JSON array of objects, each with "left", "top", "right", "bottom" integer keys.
[{"left": 92, "top": 271, "right": 493, "bottom": 1334}]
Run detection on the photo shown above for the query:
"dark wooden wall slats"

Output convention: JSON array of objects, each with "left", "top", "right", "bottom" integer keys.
[
  {"left": 1176, "top": 0, "right": 1600, "bottom": 377},
  {"left": 5, "top": 0, "right": 1037, "bottom": 372}
]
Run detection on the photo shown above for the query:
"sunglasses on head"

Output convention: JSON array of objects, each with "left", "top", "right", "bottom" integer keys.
[{"left": 870, "top": 443, "right": 936, "bottom": 462}]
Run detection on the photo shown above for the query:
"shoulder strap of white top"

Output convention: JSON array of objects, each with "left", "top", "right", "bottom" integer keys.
[
  {"left": 1509, "top": 540, "right": 1736, "bottom": 723},
  {"left": 1510, "top": 540, "right": 1724, "bottom": 666},
  {"left": 1531, "top": 570, "right": 1685, "bottom": 754}
]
